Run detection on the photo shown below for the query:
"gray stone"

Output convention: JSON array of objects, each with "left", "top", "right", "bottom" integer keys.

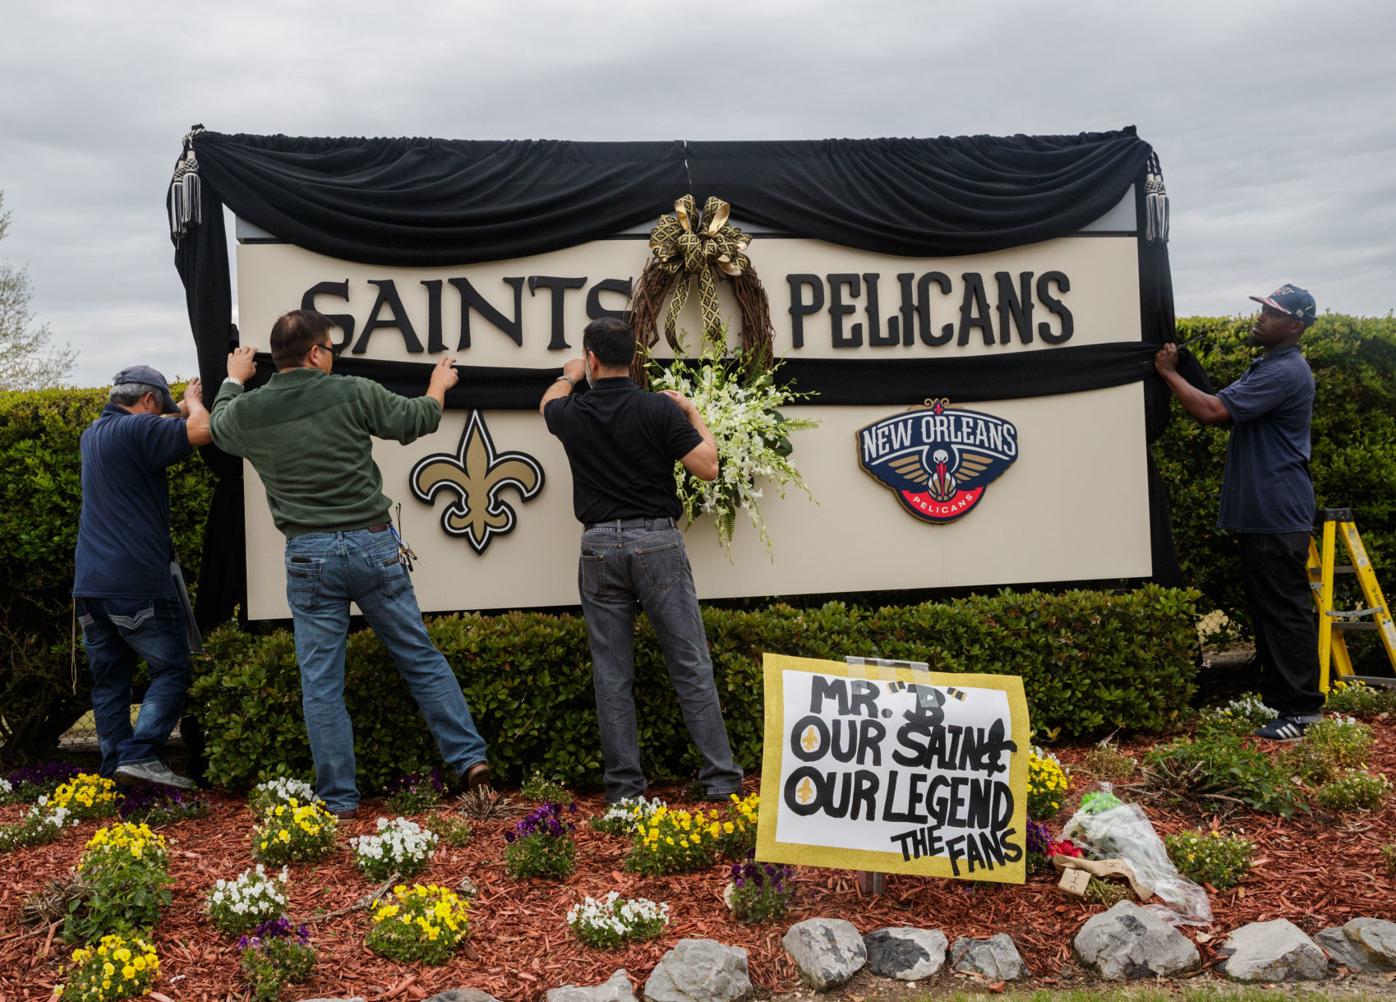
[
  {"left": 782, "top": 918, "right": 867, "bottom": 989},
  {"left": 547, "top": 969, "right": 637, "bottom": 1002},
  {"left": 1317, "top": 926, "right": 1387, "bottom": 972},
  {"left": 1219, "top": 919, "right": 1327, "bottom": 982},
  {"left": 426, "top": 992, "right": 500, "bottom": 1002},
  {"left": 644, "top": 939, "right": 751, "bottom": 1002},
  {"left": 1344, "top": 917, "right": 1396, "bottom": 969},
  {"left": 949, "top": 933, "right": 1028, "bottom": 981},
  {"left": 863, "top": 926, "right": 948, "bottom": 980},
  {"left": 1072, "top": 901, "right": 1199, "bottom": 980}
]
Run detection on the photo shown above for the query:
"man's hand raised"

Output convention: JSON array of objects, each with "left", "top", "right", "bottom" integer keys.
[
  {"left": 427, "top": 357, "right": 459, "bottom": 409},
  {"left": 227, "top": 346, "right": 257, "bottom": 383}
]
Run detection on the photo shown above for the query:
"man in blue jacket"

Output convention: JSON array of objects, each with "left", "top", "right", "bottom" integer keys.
[{"left": 1155, "top": 285, "right": 1321, "bottom": 740}]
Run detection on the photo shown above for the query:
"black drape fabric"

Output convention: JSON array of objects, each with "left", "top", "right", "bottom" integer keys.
[{"left": 170, "top": 127, "right": 1180, "bottom": 618}]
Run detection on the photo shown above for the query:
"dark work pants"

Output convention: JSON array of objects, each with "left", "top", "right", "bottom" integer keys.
[{"left": 1238, "top": 532, "right": 1323, "bottom": 716}]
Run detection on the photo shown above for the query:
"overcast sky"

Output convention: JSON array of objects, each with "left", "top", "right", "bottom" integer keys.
[{"left": 2, "top": 0, "right": 1393, "bottom": 386}]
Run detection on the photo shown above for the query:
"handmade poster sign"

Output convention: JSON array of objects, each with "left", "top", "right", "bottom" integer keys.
[{"left": 757, "top": 653, "right": 1030, "bottom": 882}]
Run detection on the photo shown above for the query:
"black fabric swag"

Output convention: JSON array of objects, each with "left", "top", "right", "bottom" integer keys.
[{"left": 168, "top": 126, "right": 1193, "bottom": 622}]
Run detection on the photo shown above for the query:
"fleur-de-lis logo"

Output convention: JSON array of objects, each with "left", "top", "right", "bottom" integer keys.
[{"left": 409, "top": 411, "right": 544, "bottom": 554}]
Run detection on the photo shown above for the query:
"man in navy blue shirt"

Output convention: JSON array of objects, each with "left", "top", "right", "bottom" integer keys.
[
  {"left": 74, "top": 365, "right": 211, "bottom": 787},
  {"left": 1155, "top": 285, "right": 1320, "bottom": 740}
]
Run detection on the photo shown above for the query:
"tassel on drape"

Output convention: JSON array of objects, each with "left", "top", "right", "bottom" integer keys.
[
  {"left": 168, "top": 126, "right": 206, "bottom": 239},
  {"left": 1144, "top": 152, "right": 1169, "bottom": 244}
]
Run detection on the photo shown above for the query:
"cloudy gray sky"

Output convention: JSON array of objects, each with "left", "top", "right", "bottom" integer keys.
[{"left": 2, "top": 0, "right": 1393, "bottom": 386}]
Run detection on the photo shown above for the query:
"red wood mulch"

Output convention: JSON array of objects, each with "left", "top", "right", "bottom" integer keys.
[{"left": 3, "top": 718, "right": 1396, "bottom": 1002}]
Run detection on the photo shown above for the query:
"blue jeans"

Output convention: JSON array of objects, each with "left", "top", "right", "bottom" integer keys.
[
  {"left": 285, "top": 528, "right": 488, "bottom": 813},
  {"left": 578, "top": 521, "right": 742, "bottom": 802},
  {"left": 76, "top": 596, "right": 192, "bottom": 776}
]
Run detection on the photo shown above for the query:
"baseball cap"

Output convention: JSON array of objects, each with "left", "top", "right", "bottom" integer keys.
[
  {"left": 112, "top": 365, "right": 181, "bottom": 414},
  {"left": 1249, "top": 284, "right": 1317, "bottom": 326}
]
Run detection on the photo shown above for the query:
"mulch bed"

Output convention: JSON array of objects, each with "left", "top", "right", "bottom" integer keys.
[{"left": 3, "top": 719, "right": 1396, "bottom": 1002}]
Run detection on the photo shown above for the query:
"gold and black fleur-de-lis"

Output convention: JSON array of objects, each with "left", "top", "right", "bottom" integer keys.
[{"left": 409, "top": 411, "right": 544, "bottom": 555}]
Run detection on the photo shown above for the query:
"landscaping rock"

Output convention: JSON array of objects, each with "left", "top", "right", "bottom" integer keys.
[
  {"left": 863, "top": 926, "right": 948, "bottom": 980},
  {"left": 1344, "top": 917, "right": 1396, "bottom": 969},
  {"left": 644, "top": 939, "right": 751, "bottom": 1002},
  {"left": 783, "top": 918, "right": 867, "bottom": 989},
  {"left": 1219, "top": 919, "right": 1327, "bottom": 982},
  {"left": 1312, "top": 932, "right": 1368, "bottom": 976},
  {"left": 949, "top": 933, "right": 1027, "bottom": 981},
  {"left": 427, "top": 992, "right": 501, "bottom": 1002},
  {"left": 548, "top": 969, "right": 637, "bottom": 1002},
  {"left": 1072, "top": 901, "right": 1198, "bottom": 980}
]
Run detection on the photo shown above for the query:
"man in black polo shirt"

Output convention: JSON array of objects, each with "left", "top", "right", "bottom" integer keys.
[
  {"left": 1155, "top": 284, "right": 1321, "bottom": 740},
  {"left": 540, "top": 317, "right": 743, "bottom": 802}
]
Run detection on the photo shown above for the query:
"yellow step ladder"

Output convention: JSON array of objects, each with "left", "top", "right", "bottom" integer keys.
[{"left": 1309, "top": 508, "right": 1396, "bottom": 693}]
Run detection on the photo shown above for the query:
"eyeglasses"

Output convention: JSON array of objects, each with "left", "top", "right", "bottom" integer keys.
[{"left": 313, "top": 341, "right": 344, "bottom": 358}]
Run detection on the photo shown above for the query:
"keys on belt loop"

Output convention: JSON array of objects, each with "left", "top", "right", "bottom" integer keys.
[{"left": 392, "top": 503, "right": 418, "bottom": 572}]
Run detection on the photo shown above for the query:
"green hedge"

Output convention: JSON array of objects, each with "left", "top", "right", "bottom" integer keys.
[
  {"left": 191, "top": 585, "right": 1201, "bottom": 790},
  {"left": 1156, "top": 314, "right": 1396, "bottom": 628},
  {"left": 0, "top": 388, "right": 212, "bottom": 760}
]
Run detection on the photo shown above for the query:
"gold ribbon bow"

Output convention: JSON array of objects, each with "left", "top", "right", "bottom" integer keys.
[{"left": 647, "top": 195, "right": 751, "bottom": 349}]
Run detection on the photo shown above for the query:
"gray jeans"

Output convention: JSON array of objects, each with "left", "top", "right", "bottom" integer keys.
[{"left": 578, "top": 520, "right": 742, "bottom": 802}]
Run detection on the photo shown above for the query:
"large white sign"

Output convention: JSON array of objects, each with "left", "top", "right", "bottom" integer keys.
[{"left": 234, "top": 218, "right": 1151, "bottom": 619}]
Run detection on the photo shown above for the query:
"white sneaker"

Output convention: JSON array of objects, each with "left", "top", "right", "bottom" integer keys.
[{"left": 114, "top": 760, "right": 196, "bottom": 791}]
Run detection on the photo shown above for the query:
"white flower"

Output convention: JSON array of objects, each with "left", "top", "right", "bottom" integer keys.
[
  {"left": 206, "top": 864, "right": 289, "bottom": 932},
  {"left": 351, "top": 817, "right": 437, "bottom": 876}
]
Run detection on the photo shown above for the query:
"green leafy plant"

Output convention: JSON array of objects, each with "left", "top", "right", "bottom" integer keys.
[
  {"left": 1197, "top": 694, "right": 1277, "bottom": 738},
  {"left": 239, "top": 918, "right": 315, "bottom": 1002},
  {"left": 712, "top": 792, "right": 760, "bottom": 860},
  {"left": 0, "top": 802, "right": 75, "bottom": 852},
  {"left": 1285, "top": 716, "right": 1374, "bottom": 784},
  {"left": 1164, "top": 830, "right": 1254, "bottom": 889},
  {"left": 1082, "top": 744, "right": 1137, "bottom": 781},
  {"left": 1144, "top": 733, "right": 1304, "bottom": 818},
  {"left": 1315, "top": 770, "right": 1390, "bottom": 812},
  {"left": 63, "top": 823, "right": 172, "bottom": 944},
  {"left": 383, "top": 770, "right": 445, "bottom": 814},
  {"left": 519, "top": 769, "right": 574, "bottom": 806},
  {"left": 1325, "top": 679, "right": 1396, "bottom": 716},
  {"left": 366, "top": 883, "right": 469, "bottom": 965},
  {"left": 422, "top": 812, "right": 473, "bottom": 848},
  {"left": 566, "top": 892, "right": 669, "bottom": 948},
  {"left": 1381, "top": 844, "right": 1396, "bottom": 876}
]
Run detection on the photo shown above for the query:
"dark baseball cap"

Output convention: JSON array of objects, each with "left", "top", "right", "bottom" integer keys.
[
  {"left": 112, "top": 365, "right": 181, "bottom": 414},
  {"left": 1249, "top": 284, "right": 1317, "bottom": 326}
]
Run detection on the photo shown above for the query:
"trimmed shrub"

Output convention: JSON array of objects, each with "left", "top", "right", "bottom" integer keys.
[
  {"left": 191, "top": 586, "right": 1200, "bottom": 790},
  {"left": 0, "top": 386, "right": 212, "bottom": 763}
]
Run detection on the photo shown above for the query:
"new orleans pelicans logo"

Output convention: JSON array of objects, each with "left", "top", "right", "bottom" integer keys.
[{"left": 857, "top": 399, "right": 1018, "bottom": 524}]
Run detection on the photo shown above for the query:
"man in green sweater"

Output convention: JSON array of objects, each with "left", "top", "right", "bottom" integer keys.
[{"left": 211, "top": 309, "right": 490, "bottom": 817}]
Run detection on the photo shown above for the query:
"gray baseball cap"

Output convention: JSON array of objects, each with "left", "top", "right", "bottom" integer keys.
[{"left": 113, "top": 365, "right": 181, "bottom": 414}]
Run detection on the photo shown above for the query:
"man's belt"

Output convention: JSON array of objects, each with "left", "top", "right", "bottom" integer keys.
[{"left": 584, "top": 517, "right": 676, "bottom": 531}]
